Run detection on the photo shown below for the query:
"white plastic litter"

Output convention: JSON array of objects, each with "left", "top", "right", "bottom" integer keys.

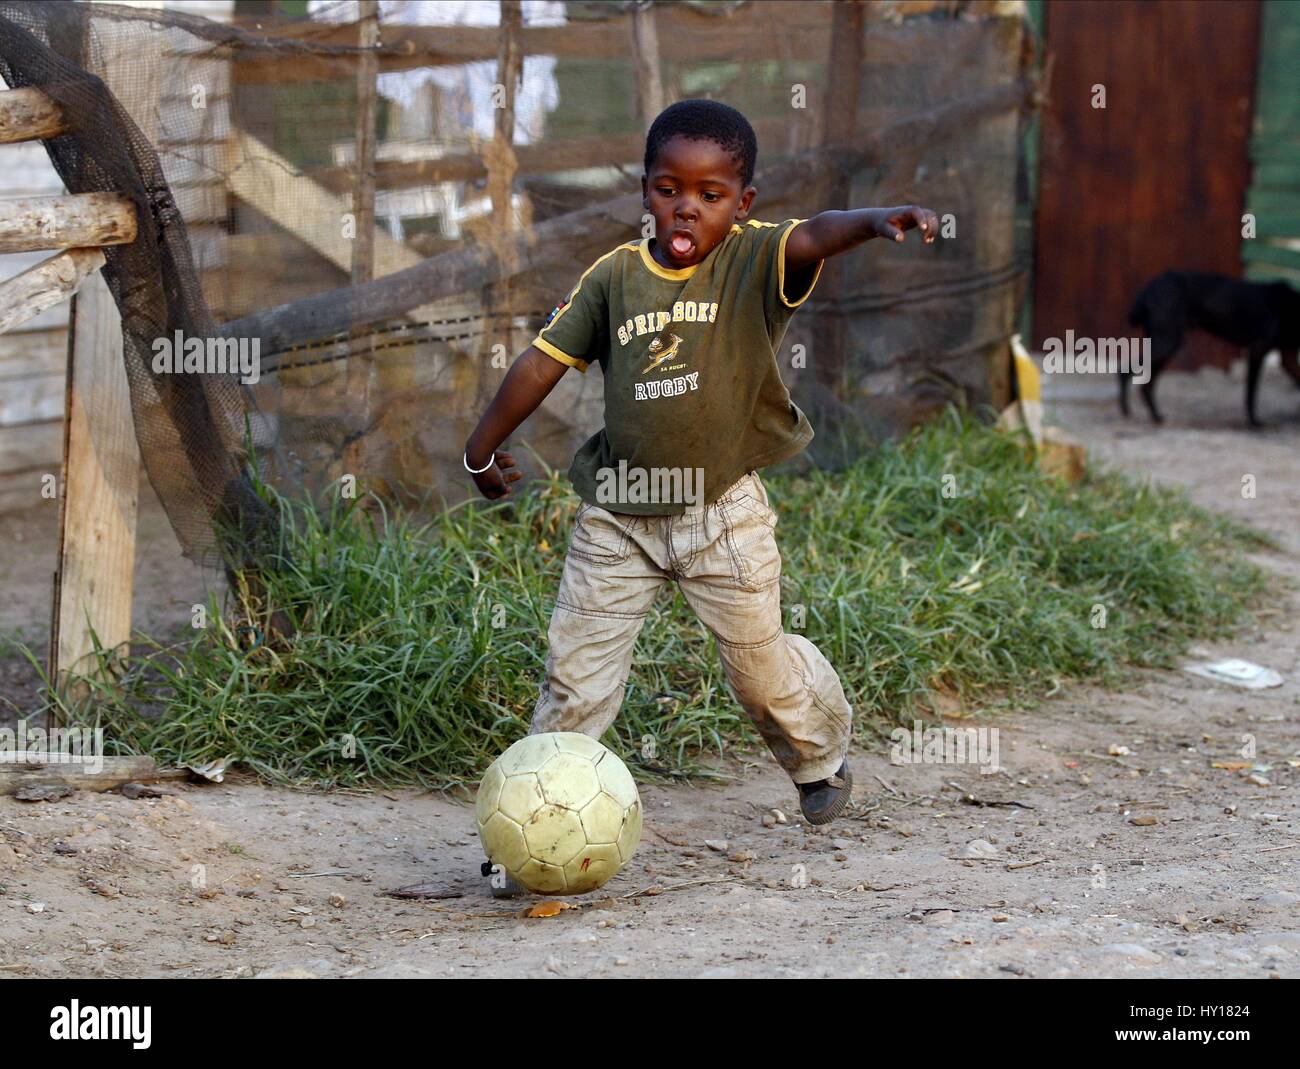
[{"left": 1182, "top": 659, "right": 1284, "bottom": 690}]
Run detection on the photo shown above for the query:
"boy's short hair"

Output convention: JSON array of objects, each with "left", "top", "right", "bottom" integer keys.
[{"left": 644, "top": 98, "right": 757, "bottom": 189}]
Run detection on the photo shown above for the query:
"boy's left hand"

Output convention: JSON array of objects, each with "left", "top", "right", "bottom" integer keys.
[{"left": 870, "top": 205, "right": 939, "bottom": 244}]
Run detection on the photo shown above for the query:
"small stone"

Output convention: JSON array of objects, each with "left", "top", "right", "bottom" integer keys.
[
  {"left": 328, "top": 893, "right": 347, "bottom": 908},
  {"left": 704, "top": 839, "right": 729, "bottom": 853},
  {"left": 965, "top": 838, "right": 998, "bottom": 858},
  {"left": 26, "top": 903, "right": 45, "bottom": 914},
  {"left": 1129, "top": 816, "right": 1158, "bottom": 826},
  {"left": 120, "top": 782, "right": 165, "bottom": 800},
  {"left": 15, "top": 785, "right": 73, "bottom": 803}
]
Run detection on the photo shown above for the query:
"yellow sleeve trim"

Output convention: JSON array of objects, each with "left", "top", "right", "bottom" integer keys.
[
  {"left": 777, "top": 218, "right": 824, "bottom": 309},
  {"left": 533, "top": 335, "right": 589, "bottom": 373}
]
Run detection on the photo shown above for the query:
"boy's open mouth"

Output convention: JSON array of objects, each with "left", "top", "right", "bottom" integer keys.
[{"left": 668, "top": 230, "right": 696, "bottom": 258}]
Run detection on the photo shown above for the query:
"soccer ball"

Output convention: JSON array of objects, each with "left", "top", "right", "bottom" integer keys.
[{"left": 476, "top": 732, "right": 642, "bottom": 895}]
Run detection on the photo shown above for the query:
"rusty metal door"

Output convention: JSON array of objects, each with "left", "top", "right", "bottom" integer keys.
[{"left": 1033, "top": 0, "right": 1260, "bottom": 370}]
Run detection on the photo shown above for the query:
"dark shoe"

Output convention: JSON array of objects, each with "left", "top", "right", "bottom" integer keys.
[
  {"left": 797, "top": 761, "right": 853, "bottom": 825},
  {"left": 481, "top": 860, "right": 530, "bottom": 898}
]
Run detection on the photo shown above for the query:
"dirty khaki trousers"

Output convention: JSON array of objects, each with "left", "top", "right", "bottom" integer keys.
[{"left": 530, "top": 470, "right": 853, "bottom": 784}]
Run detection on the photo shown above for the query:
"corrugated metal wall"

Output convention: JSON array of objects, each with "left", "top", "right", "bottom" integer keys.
[{"left": 1245, "top": 0, "right": 1300, "bottom": 285}]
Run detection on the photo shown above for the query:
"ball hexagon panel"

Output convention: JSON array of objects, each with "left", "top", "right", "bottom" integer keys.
[
  {"left": 538, "top": 751, "right": 602, "bottom": 810},
  {"left": 562, "top": 842, "right": 623, "bottom": 895},
  {"left": 522, "top": 803, "right": 587, "bottom": 867},
  {"left": 515, "top": 857, "right": 567, "bottom": 895},
  {"left": 474, "top": 761, "right": 506, "bottom": 826},
  {"left": 596, "top": 753, "right": 639, "bottom": 810},
  {"left": 479, "top": 811, "right": 530, "bottom": 873},
  {"left": 497, "top": 772, "right": 545, "bottom": 826},
  {"left": 496, "top": 733, "right": 557, "bottom": 777},
  {"left": 551, "top": 732, "right": 608, "bottom": 761},
  {"left": 578, "top": 791, "right": 627, "bottom": 845}
]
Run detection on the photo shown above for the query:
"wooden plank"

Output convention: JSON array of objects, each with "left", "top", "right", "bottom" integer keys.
[
  {"left": 0, "top": 86, "right": 67, "bottom": 144},
  {"left": 631, "top": 2, "right": 666, "bottom": 132},
  {"left": 488, "top": 0, "right": 524, "bottom": 278},
  {"left": 0, "top": 326, "right": 66, "bottom": 380},
  {"left": 226, "top": 4, "right": 837, "bottom": 84},
  {"left": 344, "top": 0, "right": 381, "bottom": 478},
  {"left": 0, "top": 247, "right": 105, "bottom": 336},
  {"left": 810, "top": 0, "right": 866, "bottom": 404},
  {"left": 0, "top": 468, "right": 59, "bottom": 513},
  {"left": 351, "top": 0, "right": 380, "bottom": 289},
  {"left": 51, "top": 271, "right": 141, "bottom": 687},
  {"left": 0, "top": 755, "right": 182, "bottom": 795},
  {"left": 310, "top": 114, "right": 792, "bottom": 193},
  {"left": 222, "top": 130, "right": 422, "bottom": 279},
  {"left": 0, "top": 419, "right": 62, "bottom": 474},
  {"left": 0, "top": 371, "right": 62, "bottom": 426},
  {"left": 49, "top": 17, "right": 162, "bottom": 695},
  {"left": 0, "top": 193, "right": 137, "bottom": 254}
]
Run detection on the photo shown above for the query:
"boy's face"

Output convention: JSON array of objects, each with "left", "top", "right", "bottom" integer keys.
[{"left": 642, "top": 134, "right": 757, "bottom": 268}]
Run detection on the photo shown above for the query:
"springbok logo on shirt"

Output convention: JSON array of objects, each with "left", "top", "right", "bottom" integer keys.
[{"left": 642, "top": 332, "right": 685, "bottom": 374}]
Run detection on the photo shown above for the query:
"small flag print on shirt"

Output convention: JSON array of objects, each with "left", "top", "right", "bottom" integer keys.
[{"left": 544, "top": 297, "right": 568, "bottom": 327}]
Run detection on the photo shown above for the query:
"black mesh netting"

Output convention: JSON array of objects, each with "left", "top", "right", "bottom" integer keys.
[
  {"left": 0, "top": 0, "right": 287, "bottom": 571},
  {"left": 0, "top": 0, "right": 1036, "bottom": 570}
]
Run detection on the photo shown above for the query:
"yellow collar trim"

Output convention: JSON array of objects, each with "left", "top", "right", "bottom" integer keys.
[
  {"left": 638, "top": 224, "right": 744, "bottom": 281},
  {"left": 638, "top": 238, "right": 696, "bottom": 279}
]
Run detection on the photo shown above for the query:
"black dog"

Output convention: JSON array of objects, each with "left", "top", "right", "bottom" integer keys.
[{"left": 1123, "top": 270, "right": 1300, "bottom": 426}]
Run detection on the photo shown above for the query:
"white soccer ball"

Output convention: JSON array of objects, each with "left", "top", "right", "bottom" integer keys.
[{"left": 476, "top": 732, "right": 642, "bottom": 895}]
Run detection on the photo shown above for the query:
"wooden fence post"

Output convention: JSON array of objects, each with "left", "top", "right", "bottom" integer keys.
[
  {"left": 49, "top": 268, "right": 140, "bottom": 696},
  {"left": 47, "top": 22, "right": 162, "bottom": 701},
  {"left": 343, "top": 0, "right": 380, "bottom": 481}
]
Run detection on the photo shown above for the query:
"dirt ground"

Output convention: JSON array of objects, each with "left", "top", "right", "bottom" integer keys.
[{"left": 1, "top": 361, "right": 1296, "bottom": 979}]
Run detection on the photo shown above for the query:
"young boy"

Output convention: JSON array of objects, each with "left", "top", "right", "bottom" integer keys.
[{"left": 465, "top": 99, "right": 936, "bottom": 881}]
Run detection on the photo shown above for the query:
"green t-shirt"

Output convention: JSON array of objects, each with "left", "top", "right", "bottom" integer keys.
[{"left": 531, "top": 218, "right": 825, "bottom": 515}]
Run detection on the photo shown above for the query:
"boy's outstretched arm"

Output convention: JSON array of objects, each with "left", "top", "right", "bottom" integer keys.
[
  {"left": 784, "top": 205, "right": 939, "bottom": 272},
  {"left": 464, "top": 345, "right": 570, "bottom": 500}
]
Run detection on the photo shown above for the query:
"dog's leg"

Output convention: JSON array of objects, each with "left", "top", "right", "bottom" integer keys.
[
  {"left": 1119, "top": 368, "right": 1131, "bottom": 416},
  {"left": 1245, "top": 343, "right": 1270, "bottom": 427},
  {"left": 1140, "top": 331, "right": 1182, "bottom": 424},
  {"left": 1280, "top": 345, "right": 1300, "bottom": 388}
]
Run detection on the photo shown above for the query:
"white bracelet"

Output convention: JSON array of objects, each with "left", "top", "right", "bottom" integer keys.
[{"left": 463, "top": 449, "right": 495, "bottom": 474}]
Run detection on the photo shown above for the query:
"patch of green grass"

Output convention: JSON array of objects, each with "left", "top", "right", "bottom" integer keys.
[{"left": 9, "top": 408, "right": 1269, "bottom": 790}]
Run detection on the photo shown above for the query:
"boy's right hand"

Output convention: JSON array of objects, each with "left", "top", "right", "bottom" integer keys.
[{"left": 469, "top": 449, "right": 522, "bottom": 500}]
